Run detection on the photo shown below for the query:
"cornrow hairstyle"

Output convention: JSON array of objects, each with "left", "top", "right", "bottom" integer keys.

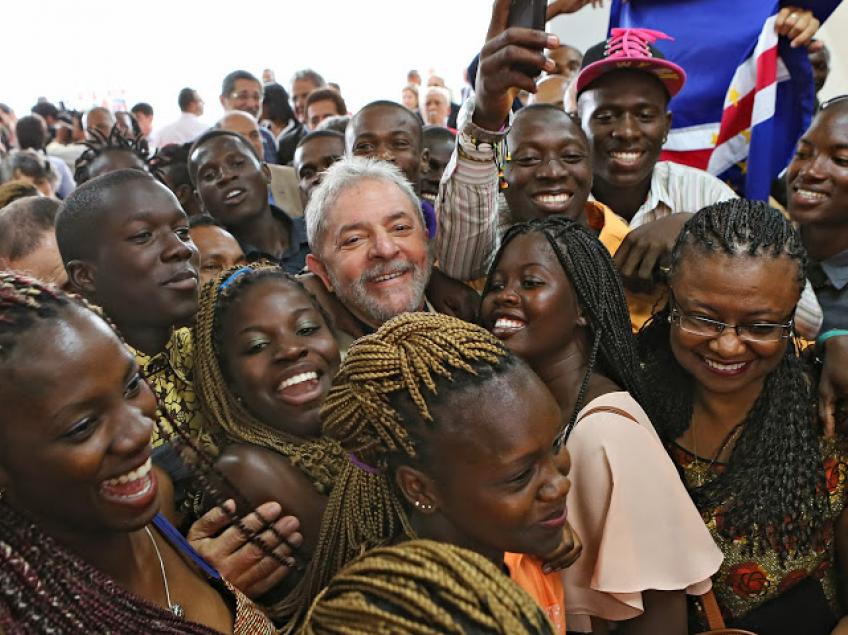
[
  {"left": 637, "top": 199, "right": 827, "bottom": 558},
  {"left": 73, "top": 125, "right": 153, "bottom": 184},
  {"left": 279, "top": 312, "right": 514, "bottom": 629},
  {"left": 301, "top": 540, "right": 556, "bottom": 635},
  {"left": 484, "top": 216, "right": 653, "bottom": 441},
  {"left": 193, "top": 262, "right": 346, "bottom": 494},
  {"left": 0, "top": 272, "right": 226, "bottom": 634}
]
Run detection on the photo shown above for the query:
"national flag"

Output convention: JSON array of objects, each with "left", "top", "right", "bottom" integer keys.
[{"left": 609, "top": 0, "right": 839, "bottom": 200}]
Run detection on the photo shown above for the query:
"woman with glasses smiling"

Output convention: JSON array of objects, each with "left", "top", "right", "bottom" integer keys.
[{"left": 639, "top": 199, "right": 848, "bottom": 634}]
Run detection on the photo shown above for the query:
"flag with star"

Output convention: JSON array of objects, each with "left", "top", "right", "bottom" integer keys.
[{"left": 609, "top": 0, "right": 839, "bottom": 200}]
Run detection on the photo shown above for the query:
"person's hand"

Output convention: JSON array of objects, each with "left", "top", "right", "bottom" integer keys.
[
  {"left": 546, "top": 0, "right": 604, "bottom": 18},
  {"left": 474, "top": 0, "right": 560, "bottom": 131},
  {"left": 614, "top": 213, "right": 693, "bottom": 294},
  {"left": 540, "top": 520, "right": 582, "bottom": 573},
  {"left": 188, "top": 500, "right": 303, "bottom": 598},
  {"left": 427, "top": 269, "right": 480, "bottom": 322},
  {"left": 776, "top": 7, "right": 820, "bottom": 48},
  {"left": 819, "top": 335, "right": 848, "bottom": 438}
]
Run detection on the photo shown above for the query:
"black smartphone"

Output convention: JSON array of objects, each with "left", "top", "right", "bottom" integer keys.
[{"left": 507, "top": 0, "right": 547, "bottom": 31}]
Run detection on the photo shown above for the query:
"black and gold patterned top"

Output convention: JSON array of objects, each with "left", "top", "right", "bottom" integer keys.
[
  {"left": 130, "top": 327, "right": 212, "bottom": 452},
  {"left": 669, "top": 438, "right": 848, "bottom": 622}
]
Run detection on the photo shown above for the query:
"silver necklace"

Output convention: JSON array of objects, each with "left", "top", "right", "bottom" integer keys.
[{"left": 144, "top": 526, "right": 185, "bottom": 619}]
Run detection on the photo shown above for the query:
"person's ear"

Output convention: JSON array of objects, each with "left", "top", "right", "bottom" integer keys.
[
  {"left": 418, "top": 147, "right": 430, "bottom": 178},
  {"left": 306, "top": 253, "right": 333, "bottom": 292},
  {"left": 175, "top": 184, "right": 195, "bottom": 210},
  {"left": 65, "top": 260, "right": 97, "bottom": 296},
  {"left": 261, "top": 162, "right": 272, "bottom": 185},
  {"left": 395, "top": 464, "right": 439, "bottom": 513}
]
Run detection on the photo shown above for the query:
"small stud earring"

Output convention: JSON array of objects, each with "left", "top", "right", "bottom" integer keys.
[{"left": 413, "top": 500, "right": 433, "bottom": 512}]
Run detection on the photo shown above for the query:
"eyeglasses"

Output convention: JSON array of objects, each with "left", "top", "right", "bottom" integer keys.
[
  {"left": 668, "top": 303, "right": 793, "bottom": 343},
  {"left": 229, "top": 91, "right": 263, "bottom": 102}
]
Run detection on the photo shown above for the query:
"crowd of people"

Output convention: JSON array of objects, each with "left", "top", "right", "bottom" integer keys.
[{"left": 0, "top": 0, "right": 847, "bottom": 633}]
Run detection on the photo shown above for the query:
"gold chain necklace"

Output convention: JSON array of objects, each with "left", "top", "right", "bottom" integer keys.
[{"left": 690, "top": 419, "right": 744, "bottom": 488}]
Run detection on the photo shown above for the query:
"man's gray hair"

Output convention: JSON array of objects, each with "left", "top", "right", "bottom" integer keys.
[
  {"left": 305, "top": 157, "right": 423, "bottom": 251},
  {"left": 291, "top": 69, "right": 327, "bottom": 89}
]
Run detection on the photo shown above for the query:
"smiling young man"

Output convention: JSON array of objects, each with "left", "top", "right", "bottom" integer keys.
[
  {"left": 435, "top": 8, "right": 811, "bottom": 338},
  {"left": 189, "top": 129, "right": 309, "bottom": 274},
  {"left": 56, "top": 170, "right": 204, "bottom": 446},
  {"left": 786, "top": 97, "right": 848, "bottom": 432}
]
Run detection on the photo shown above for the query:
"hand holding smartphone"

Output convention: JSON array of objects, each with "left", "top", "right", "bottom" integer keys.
[{"left": 507, "top": 0, "right": 547, "bottom": 31}]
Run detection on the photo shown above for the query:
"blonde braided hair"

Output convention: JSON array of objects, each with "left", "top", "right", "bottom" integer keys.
[
  {"left": 193, "top": 262, "right": 345, "bottom": 494},
  {"left": 280, "top": 312, "right": 512, "bottom": 629},
  {"left": 300, "top": 540, "right": 555, "bottom": 635}
]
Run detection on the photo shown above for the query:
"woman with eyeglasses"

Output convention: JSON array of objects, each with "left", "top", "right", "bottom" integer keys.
[{"left": 638, "top": 199, "right": 848, "bottom": 634}]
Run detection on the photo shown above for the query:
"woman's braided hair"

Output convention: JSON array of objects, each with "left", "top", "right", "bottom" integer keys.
[
  {"left": 484, "top": 216, "right": 654, "bottom": 440},
  {"left": 193, "top": 262, "right": 346, "bottom": 494},
  {"left": 637, "top": 199, "right": 828, "bottom": 558},
  {"left": 0, "top": 272, "right": 221, "bottom": 634},
  {"left": 301, "top": 539, "right": 555, "bottom": 635},
  {"left": 279, "top": 312, "right": 514, "bottom": 629}
]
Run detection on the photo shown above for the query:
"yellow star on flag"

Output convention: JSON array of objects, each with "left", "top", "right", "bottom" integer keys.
[{"left": 728, "top": 87, "right": 740, "bottom": 107}]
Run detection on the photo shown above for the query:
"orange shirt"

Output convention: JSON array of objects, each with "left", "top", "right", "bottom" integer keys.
[
  {"left": 587, "top": 201, "right": 666, "bottom": 332},
  {"left": 504, "top": 551, "right": 566, "bottom": 634}
]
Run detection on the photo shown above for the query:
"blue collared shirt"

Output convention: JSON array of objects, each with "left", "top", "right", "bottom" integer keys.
[
  {"left": 241, "top": 205, "right": 310, "bottom": 274},
  {"left": 809, "top": 248, "right": 848, "bottom": 332}
]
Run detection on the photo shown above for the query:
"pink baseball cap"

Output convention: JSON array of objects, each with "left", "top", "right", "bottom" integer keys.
[{"left": 575, "top": 28, "right": 687, "bottom": 97}]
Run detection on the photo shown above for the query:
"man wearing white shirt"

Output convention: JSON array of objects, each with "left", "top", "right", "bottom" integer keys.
[{"left": 154, "top": 88, "right": 207, "bottom": 147}]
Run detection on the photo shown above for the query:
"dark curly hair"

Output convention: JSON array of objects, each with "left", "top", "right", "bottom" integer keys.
[
  {"left": 73, "top": 125, "right": 152, "bottom": 184},
  {"left": 484, "top": 216, "right": 653, "bottom": 440},
  {"left": 637, "top": 199, "right": 827, "bottom": 558}
]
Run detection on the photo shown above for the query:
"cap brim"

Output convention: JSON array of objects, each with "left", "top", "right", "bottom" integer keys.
[{"left": 576, "top": 57, "right": 686, "bottom": 97}]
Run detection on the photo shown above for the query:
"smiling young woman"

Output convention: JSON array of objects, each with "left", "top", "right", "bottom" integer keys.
[
  {"left": 192, "top": 263, "right": 348, "bottom": 614},
  {"left": 0, "top": 272, "right": 275, "bottom": 634},
  {"left": 480, "top": 216, "right": 721, "bottom": 635},
  {"left": 638, "top": 200, "right": 848, "bottom": 633},
  {"left": 276, "top": 312, "right": 577, "bottom": 631}
]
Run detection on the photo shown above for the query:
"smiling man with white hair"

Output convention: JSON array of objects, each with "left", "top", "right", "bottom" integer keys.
[{"left": 304, "top": 157, "right": 434, "bottom": 336}]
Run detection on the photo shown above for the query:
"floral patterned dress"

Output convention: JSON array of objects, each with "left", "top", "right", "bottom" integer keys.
[{"left": 669, "top": 438, "right": 848, "bottom": 626}]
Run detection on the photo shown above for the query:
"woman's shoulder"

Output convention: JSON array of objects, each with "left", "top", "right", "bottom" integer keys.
[
  {"left": 217, "top": 443, "right": 304, "bottom": 484},
  {"left": 568, "top": 391, "right": 678, "bottom": 476},
  {"left": 571, "top": 391, "right": 659, "bottom": 441}
]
